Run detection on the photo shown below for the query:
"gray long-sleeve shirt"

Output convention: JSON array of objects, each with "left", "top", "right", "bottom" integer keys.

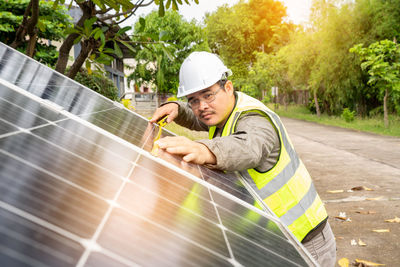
[{"left": 172, "top": 98, "right": 281, "bottom": 172}]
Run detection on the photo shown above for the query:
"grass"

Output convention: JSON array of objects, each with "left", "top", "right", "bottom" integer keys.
[
  {"left": 267, "top": 104, "right": 400, "bottom": 137},
  {"left": 164, "top": 122, "right": 208, "bottom": 140}
]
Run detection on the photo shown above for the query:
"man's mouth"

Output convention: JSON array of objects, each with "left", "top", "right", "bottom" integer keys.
[{"left": 200, "top": 112, "right": 214, "bottom": 119}]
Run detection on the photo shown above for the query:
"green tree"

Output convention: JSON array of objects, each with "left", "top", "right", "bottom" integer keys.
[
  {"left": 54, "top": 0, "right": 202, "bottom": 78},
  {"left": 307, "top": 0, "right": 363, "bottom": 116},
  {"left": 282, "top": 29, "right": 322, "bottom": 115},
  {"left": 350, "top": 40, "right": 400, "bottom": 127},
  {"left": 0, "top": 0, "right": 72, "bottom": 66},
  {"left": 273, "top": 0, "right": 400, "bottom": 117},
  {"left": 74, "top": 68, "right": 119, "bottom": 100},
  {"left": 128, "top": 10, "right": 208, "bottom": 94},
  {"left": 247, "top": 50, "right": 292, "bottom": 108},
  {"left": 5, "top": 0, "right": 202, "bottom": 79},
  {"left": 205, "top": 0, "right": 287, "bottom": 84}
]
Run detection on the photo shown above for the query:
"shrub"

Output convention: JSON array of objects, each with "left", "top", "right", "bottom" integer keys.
[
  {"left": 341, "top": 108, "right": 355, "bottom": 122},
  {"left": 121, "top": 99, "right": 135, "bottom": 111},
  {"left": 167, "top": 96, "right": 178, "bottom": 102},
  {"left": 74, "top": 69, "right": 119, "bottom": 101}
]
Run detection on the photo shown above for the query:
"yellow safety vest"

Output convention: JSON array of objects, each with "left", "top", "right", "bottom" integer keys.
[{"left": 208, "top": 92, "right": 328, "bottom": 241}]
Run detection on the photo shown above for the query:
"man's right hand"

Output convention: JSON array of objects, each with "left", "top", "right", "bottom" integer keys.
[{"left": 149, "top": 102, "right": 179, "bottom": 124}]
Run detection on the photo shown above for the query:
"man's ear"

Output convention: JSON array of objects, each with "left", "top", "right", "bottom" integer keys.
[{"left": 225, "top": 80, "right": 234, "bottom": 95}]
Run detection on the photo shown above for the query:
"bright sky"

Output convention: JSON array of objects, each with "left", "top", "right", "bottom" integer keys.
[{"left": 127, "top": 0, "right": 312, "bottom": 26}]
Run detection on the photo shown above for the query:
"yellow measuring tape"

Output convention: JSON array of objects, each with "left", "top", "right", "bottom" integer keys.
[{"left": 150, "top": 115, "right": 168, "bottom": 156}]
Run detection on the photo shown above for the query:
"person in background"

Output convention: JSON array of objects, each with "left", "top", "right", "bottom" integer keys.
[{"left": 150, "top": 51, "right": 336, "bottom": 266}]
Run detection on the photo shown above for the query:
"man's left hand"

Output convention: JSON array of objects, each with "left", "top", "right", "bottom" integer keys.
[{"left": 155, "top": 136, "right": 216, "bottom": 165}]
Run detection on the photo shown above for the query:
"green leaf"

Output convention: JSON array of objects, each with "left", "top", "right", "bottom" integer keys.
[
  {"left": 166, "top": 0, "right": 172, "bottom": 9},
  {"left": 115, "top": 0, "right": 135, "bottom": 10},
  {"left": 83, "top": 17, "right": 97, "bottom": 34},
  {"left": 73, "top": 35, "right": 82, "bottom": 44},
  {"left": 159, "top": 31, "right": 170, "bottom": 41},
  {"left": 159, "top": 0, "right": 165, "bottom": 17},
  {"left": 172, "top": 0, "right": 178, "bottom": 11},
  {"left": 99, "top": 33, "right": 105, "bottom": 50},
  {"left": 114, "top": 41, "right": 123, "bottom": 58},
  {"left": 120, "top": 40, "right": 136, "bottom": 54},
  {"left": 91, "top": 0, "right": 106, "bottom": 10},
  {"left": 139, "top": 17, "right": 146, "bottom": 27},
  {"left": 64, "top": 27, "right": 79, "bottom": 35},
  {"left": 103, "top": 48, "right": 115, "bottom": 54},
  {"left": 93, "top": 28, "right": 103, "bottom": 39},
  {"left": 116, "top": 26, "right": 131, "bottom": 37},
  {"left": 138, "top": 17, "right": 146, "bottom": 32},
  {"left": 160, "top": 44, "right": 174, "bottom": 61},
  {"left": 149, "top": 33, "right": 159, "bottom": 41},
  {"left": 95, "top": 53, "right": 114, "bottom": 64},
  {"left": 86, "top": 60, "right": 92, "bottom": 75},
  {"left": 37, "top": 20, "right": 46, "bottom": 32}
]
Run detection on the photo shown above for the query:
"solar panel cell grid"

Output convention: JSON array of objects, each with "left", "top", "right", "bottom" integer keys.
[
  {"left": 0, "top": 48, "right": 116, "bottom": 116},
  {"left": 226, "top": 231, "right": 301, "bottom": 266},
  {"left": 200, "top": 167, "right": 255, "bottom": 204},
  {"left": 0, "top": 208, "right": 84, "bottom": 267},
  {"left": 0, "top": 42, "right": 314, "bottom": 266},
  {"left": 0, "top": 153, "right": 109, "bottom": 238},
  {"left": 0, "top": 119, "right": 18, "bottom": 136},
  {"left": 79, "top": 108, "right": 154, "bottom": 149},
  {"left": 98, "top": 209, "right": 232, "bottom": 267},
  {"left": 0, "top": 85, "right": 66, "bottom": 122},
  {"left": 126, "top": 164, "right": 217, "bottom": 219},
  {"left": 31, "top": 125, "right": 136, "bottom": 178},
  {"left": 0, "top": 133, "right": 123, "bottom": 199}
]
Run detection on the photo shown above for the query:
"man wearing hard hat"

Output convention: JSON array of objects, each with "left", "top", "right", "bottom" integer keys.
[{"left": 150, "top": 51, "right": 336, "bottom": 266}]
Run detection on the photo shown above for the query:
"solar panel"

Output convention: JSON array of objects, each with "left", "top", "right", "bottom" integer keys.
[{"left": 0, "top": 42, "right": 317, "bottom": 266}]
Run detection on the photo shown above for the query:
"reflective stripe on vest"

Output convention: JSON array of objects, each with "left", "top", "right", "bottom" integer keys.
[{"left": 209, "top": 92, "right": 327, "bottom": 241}]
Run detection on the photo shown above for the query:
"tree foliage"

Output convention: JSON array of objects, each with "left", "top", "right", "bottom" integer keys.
[
  {"left": 3, "top": 0, "right": 201, "bottom": 79},
  {"left": 128, "top": 10, "right": 208, "bottom": 94},
  {"left": 243, "top": 0, "right": 400, "bottom": 119},
  {"left": 74, "top": 68, "right": 119, "bottom": 101},
  {"left": 205, "top": 0, "right": 287, "bottom": 83},
  {"left": 0, "top": 0, "right": 72, "bottom": 66},
  {"left": 350, "top": 40, "right": 400, "bottom": 127}
]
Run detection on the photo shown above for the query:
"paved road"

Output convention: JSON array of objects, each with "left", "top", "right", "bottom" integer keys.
[{"left": 282, "top": 117, "right": 400, "bottom": 266}]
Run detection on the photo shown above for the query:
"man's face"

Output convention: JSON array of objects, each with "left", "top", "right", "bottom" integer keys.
[{"left": 187, "top": 82, "right": 234, "bottom": 127}]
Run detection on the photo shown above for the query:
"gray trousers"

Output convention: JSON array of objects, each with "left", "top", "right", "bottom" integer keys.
[{"left": 302, "top": 222, "right": 336, "bottom": 267}]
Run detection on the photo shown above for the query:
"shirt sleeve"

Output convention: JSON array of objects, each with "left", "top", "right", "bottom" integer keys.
[
  {"left": 197, "top": 113, "right": 280, "bottom": 172},
  {"left": 161, "top": 101, "right": 208, "bottom": 131}
]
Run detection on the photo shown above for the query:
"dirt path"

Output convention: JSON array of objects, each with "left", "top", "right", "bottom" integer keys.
[{"left": 282, "top": 117, "right": 400, "bottom": 267}]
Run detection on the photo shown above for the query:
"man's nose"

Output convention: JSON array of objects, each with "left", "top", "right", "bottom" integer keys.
[{"left": 198, "top": 99, "right": 209, "bottom": 110}]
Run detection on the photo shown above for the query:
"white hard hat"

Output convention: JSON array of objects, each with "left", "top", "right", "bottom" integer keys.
[{"left": 177, "top": 51, "right": 232, "bottom": 97}]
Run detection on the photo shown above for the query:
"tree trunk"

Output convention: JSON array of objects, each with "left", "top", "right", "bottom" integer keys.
[
  {"left": 66, "top": 40, "right": 92, "bottom": 79},
  {"left": 11, "top": 0, "right": 39, "bottom": 56},
  {"left": 26, "top": 33, "right": 37, "bottom": 57},
  {"left": 383, "top": 88, "right": 388, "bottom": 128},
  {"left": 314, "top": 90, "right": 321, "bottom": 117},
  {"left": 283, "top": 92, "right": 288, "bottom": 111},
  {"left": 55, "top": 1, "right": 95, "bottom": 74}
]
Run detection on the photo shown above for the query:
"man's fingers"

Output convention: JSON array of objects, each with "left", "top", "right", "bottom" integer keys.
[
  {"left": 157, "top": 136, "right": 190, "bottom": 148},
  {"left": 182, "top": 153, "right": 196, "bottom": 163},
  {"left": 165, "top": 145, "right": 191, "bottom": 155},
  {"left": 149, "top": 103, "right": 179, "bottom": 123},
  {"left": 166, "top": 110, "right": 177, "bottom": 123},
  {"left": 149, "top": 111, "right": 165, "bottom": 123}
]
